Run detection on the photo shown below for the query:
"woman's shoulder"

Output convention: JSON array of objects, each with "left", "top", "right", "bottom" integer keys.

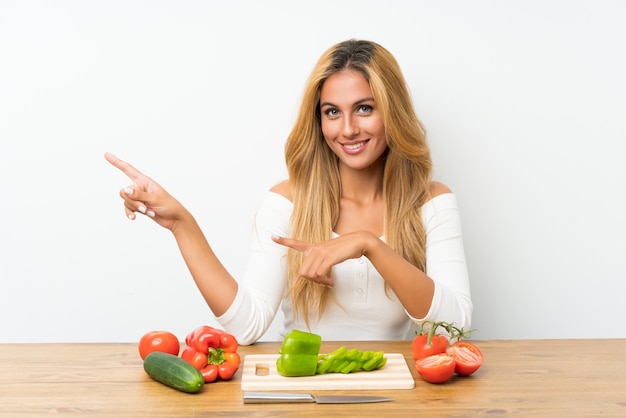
[
  {"left": 422, "top": 181, "right": 461, "bottom": 231},
  {"left": 429, "top": 181, "right": 452, "bottom": 198},
  {"left": 422, "top": 181, "right": 459, "bottom": 218},
  {"left": 269, "top": 179, "right": 293, "bottom": 202},
  {"left": 255, "top": 180, "right": 293, "bottom": 224},
  {"left": 423, "top": 181, "right": 457, "bottom": 212}
]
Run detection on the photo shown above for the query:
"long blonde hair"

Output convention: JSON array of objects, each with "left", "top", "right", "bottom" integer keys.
[{"left": 284, "top": 39, "right": 432, "bottom": 326}]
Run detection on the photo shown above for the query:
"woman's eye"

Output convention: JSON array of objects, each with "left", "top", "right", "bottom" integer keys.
[
  {"left": 324, "top": 108, "right": 339, "bottom": 117},
  {"left": 357, "top": 105, "right": 372, "bottom": 114}
]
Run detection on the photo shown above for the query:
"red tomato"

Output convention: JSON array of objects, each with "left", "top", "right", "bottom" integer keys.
[
  {"left": 415, "top": 353, "right": 456, "bottom": 384},
  {"left": 446, "top": 341, "right": 483, "bottom": 376},
  {"left": 411, "top": 334, "right": 449, "bottom": 361},
  {"left": 138, "top": 330, "right": 180, "bottom": 360}
]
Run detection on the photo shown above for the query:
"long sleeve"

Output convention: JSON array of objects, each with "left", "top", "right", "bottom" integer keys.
[
  {"left": 217, "top": 191, "right": 473, "bottom": 345},
  {"left": 216, "top": 192, "right": 292, "bottom": 345},
  {"left": 408, "top": 193, "right": 473, "bottom": 331}
]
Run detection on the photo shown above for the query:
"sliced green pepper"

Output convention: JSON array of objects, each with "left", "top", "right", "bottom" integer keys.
[
  {"left": 276, "top": 330, "right": 388, "bottom": 377},
  {"left": 275, "top": 330, "right": 322, "bottom": 377},
  {"left": 317, "top": 346, "right": 387, "bottom": 374}
]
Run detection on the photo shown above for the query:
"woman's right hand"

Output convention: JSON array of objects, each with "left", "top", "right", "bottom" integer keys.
[{"left": 104, "top": 152, "right": 189, "bottom": 231}]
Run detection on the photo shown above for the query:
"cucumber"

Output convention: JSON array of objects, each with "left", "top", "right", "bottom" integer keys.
[{"left": 143, "top": 351, "right": 204, "bottom": 393}]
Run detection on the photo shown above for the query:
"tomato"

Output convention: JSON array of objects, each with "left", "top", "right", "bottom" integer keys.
[
  {"left": 446, "top": 341, "right": 483, "bottom": 376},
  {"left": 138, "top": 330, "right": 180, "bottom": 360},
  {"left": 415, "top": 353, "right": 456, "bottom": 384},
  {"left": 411, "top": 334, "right": 449, "bottom": 361}
]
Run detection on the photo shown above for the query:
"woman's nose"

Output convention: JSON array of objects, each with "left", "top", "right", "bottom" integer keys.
[{"left": 342, "top": 115, "right": 360, "bottom": 138}]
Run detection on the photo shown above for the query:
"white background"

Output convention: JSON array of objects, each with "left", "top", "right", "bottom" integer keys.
[{"left": 1, "top": 0, "right": 625, "bottom": 343}]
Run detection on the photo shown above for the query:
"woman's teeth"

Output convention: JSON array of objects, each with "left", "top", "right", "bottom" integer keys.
[{"left": 343, "top": 141, "right": 366, "bottom": 150}]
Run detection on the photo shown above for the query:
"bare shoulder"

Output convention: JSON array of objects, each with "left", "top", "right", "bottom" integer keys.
[
  {"left": 270, "top": 179, "right": 293, "bottom": 202},
  {"left": 429, "top": 181, "right": 452, "bottom": 198}
]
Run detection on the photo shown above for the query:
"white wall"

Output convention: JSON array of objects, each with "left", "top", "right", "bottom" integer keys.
[{"left": 1, "top": 0, "right": 624, "bottom": 343}]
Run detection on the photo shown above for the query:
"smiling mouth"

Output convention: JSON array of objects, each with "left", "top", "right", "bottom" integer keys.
[{"left": 342, "top": 140, "right": 369, "bottom": 150}]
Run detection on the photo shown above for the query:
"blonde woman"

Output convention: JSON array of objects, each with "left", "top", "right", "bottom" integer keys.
[{"left": 105, "top": 39, "right": 472, "bottom": 345}]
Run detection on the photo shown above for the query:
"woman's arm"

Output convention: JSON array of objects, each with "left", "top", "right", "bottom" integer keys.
[
  {"left": 366, "top": 193, "right": 472, "bottom": 327},
  {"left": 272, "top": 190, "right": 472, "bottom": 330},
  {"left": 216, "top": 191, "right": 292, "bottom": 344},
  {"left": 104, "top": 153, "right": 238, "bottom": 316}
]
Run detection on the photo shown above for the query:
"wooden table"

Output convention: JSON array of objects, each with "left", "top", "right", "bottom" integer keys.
[{"left": 1, "top": 339, "right": 625, "bottom": 417}]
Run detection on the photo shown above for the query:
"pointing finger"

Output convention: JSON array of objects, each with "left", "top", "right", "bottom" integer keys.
[
  {"left": 104, "top": 152, "right": 145, "bottom": 182},
  {"left": 271, "top": 235, "right": 311, "bottom": 255}
]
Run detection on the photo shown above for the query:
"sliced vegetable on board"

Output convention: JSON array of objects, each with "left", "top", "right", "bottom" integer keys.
[
  {"left": 275, "top": 329, "right": 322, "bottom": 377},
  {"left": 316, "top": 346, "right": 387, "bottom": 374},
  {"left": 275, "top": 329, "right": 387, "bottom": 377}
]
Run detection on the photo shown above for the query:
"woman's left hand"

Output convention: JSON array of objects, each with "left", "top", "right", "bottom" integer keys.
[{"left": 271, "top": 232, "right": 377, "bottom": 287}]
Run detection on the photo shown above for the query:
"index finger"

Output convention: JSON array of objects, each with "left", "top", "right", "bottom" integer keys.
[
  {"left": 271, "top": 235, "right": 310, "bottom": 254},
  {"left": 104, "top": 152, "right": 144, "bottom": 182}
]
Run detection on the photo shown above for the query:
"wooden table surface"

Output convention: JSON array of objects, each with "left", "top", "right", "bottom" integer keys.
[{"left": 1, "top": 339, "right": 625, "bottom": 417}]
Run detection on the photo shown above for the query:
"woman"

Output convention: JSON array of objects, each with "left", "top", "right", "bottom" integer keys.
[{"left": 105, "top": 39, "right": 472, "bottom": 345}]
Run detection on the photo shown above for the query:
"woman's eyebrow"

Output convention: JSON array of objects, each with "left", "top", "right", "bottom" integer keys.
[
  {"left": 354, "top": 97, "right": 375, "bottom": 105},
  {"left": 320, "top": 97, "right": 375, "bottom": 108}
]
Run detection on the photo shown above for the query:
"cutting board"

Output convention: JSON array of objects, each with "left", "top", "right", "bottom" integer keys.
[{"left": 240, "top": 353, "right": 415, "bottom": 391}]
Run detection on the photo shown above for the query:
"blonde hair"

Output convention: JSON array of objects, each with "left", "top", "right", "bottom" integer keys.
[{"left": 284, "top": 39, "right": 432, "bottom": 327}]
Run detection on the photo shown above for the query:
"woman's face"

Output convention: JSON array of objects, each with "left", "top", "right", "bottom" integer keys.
[{"left": 319, "top": 70, "right": 388, "bottom": 171}]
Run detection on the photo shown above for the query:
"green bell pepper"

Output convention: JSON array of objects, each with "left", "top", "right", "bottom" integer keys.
[
  {"left": 275, "top": 330, "right": 322, "bottom": 377},
  {"left": 276, "top": 330, "right": 388, "bottom": 377}
]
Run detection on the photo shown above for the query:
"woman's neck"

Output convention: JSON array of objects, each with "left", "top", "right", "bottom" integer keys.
[{"left": 338, "top": 160, "right": 384, "bottom": 206}]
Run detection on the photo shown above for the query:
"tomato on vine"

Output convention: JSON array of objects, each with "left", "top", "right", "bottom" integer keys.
[
  {"left": 446, "top": 340, "right": 483, "bottom": 376},
  {"left": 412, "top": 321, "right": 481, "bottom": 384},
  {"left": 415, "top": 353, "right": 456, "bottom": 384},
  {"left": 412, "top": 333, "right": 449, "bottom": 361},
  {"left": 411, "top": 321, "right": 457, "bottom": 362}
]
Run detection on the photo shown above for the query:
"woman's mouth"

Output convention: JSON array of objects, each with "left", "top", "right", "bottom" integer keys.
[{"left": 341, "top": 139, "right": 369, "bottom": 153}]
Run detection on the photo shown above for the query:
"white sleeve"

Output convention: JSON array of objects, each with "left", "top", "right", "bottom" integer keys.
[
  {"left": 408, "top": 193, "right": 473, "bottom": 331},
  {"left": 215, "top": 192, "right": 292, "bottom": 345}
]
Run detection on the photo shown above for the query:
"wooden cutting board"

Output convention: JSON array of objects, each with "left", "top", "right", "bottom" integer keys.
[{"left": 240, "top": 353, "right": 415, "bottom": 391}]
